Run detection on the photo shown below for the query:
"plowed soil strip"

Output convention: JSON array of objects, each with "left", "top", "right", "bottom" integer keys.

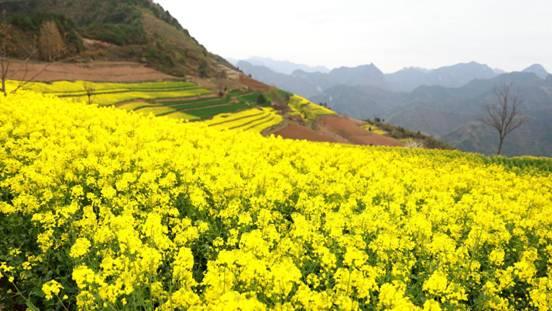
[
  {"left": 274, "top": 122, "right": 340, "bottom": 143},
  {"left": 6, "top": 61, "right": 175, "bottom": 82}
]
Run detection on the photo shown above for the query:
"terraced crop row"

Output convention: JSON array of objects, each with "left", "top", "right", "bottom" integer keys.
[
  {"left": 288, "top": 95, "right": 335, "bottom": 122},
  {"left": 18, "top": 81, "right": 199, "bottom": 94},
  {"left": 9, "top": 80, "right": 279, "bottom": 127},
  {"left": 8, "top": 80, "right": 210, "bottom": 106},
  {"left": 204, "top": 107, "right": 283, "bottom": 133},
  {"left": 121, "top": 92, "right": 268, "bottom": 121}
]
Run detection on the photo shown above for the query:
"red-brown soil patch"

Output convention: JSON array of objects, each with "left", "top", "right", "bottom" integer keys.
[
  {"left": 239, "top": 74, "right": 271, "bottom": 91},
  {"left": 317, "top": 115, "right": 402, "bottom": 146},
  {"left": 274, "top": 122, "right": 340, "bottom": 143},
  {"left": 6, "top": 60, "right": 175, "bottom": 82}
]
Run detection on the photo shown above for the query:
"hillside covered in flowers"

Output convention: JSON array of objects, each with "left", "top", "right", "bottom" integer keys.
[{"left": 0, "top": 92, "right": 551, "bottom": 310}]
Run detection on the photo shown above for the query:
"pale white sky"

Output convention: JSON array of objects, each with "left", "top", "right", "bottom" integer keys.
[{"left": 156, "top": 0, "right": 551, "bottom": 73}]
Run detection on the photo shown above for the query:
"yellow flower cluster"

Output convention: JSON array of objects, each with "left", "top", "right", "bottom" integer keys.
[
  {"left": 42, "top": 280, "right": 63, "bottom": 300},
  {"left": 0, "top": 91, "right": 551, "bottom": 310}
]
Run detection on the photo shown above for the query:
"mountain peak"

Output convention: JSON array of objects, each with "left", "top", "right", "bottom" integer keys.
[
  {"left": 523, "top": 64, "right": 549, "bottom": 79},
  {"left": 331, "top": 63, "right": 383, "bottom": 74},
  {"left": 242, "top": 57, "right": 330, "bottom": 74}
]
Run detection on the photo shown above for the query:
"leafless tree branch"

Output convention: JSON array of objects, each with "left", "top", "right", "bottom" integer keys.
[
  {"left": 481, "top": 83, "right": 527, "bottom": 155},
  {"left": 10, "top": 59, "right": 53, "bottom": 94}
]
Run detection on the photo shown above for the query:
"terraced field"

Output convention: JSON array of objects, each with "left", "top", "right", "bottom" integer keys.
[
  {"left": 120, "top": 90, "right": 271, "bottom": 121},
  {"left": 288, "top": 95, "right": 335, "bottom": 122},
  {"left": 8, "top": 80, "right": 210, "bottom": 106},
  {"left": 9, "top": 80, "right": 276, "bottom": 124},
  {"left": 203, "top": 107, "right": 283, "bottom": 132}
]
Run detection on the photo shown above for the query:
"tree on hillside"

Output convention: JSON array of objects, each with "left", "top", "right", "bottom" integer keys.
[
  {"left": 1, "top": 47, "right": 9, "bottom": 97},
  {"left": 198, "top": 61, "right": 209, "bottom": 78},
  {"left": 216, "top": 70, "right": 227, "bottom": 97},
  {"left": 83, "top": 82, "right": 96, "bottom": 105},
  {"left": 256, "top": 94, "right": 269, "bottom": 106},
  {"left": 0, "top": 24, "right": 10, "bottom": 97},
  {"left": 481, "top": 84, "right": 527, "bottom": 155}
]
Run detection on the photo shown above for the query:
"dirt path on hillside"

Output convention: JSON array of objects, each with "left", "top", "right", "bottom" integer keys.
[{"left": 6, "top": 60, "right": 176, "bottom": 82}]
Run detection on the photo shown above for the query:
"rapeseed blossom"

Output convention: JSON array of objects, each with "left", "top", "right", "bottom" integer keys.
[
  {"left": 0, "top": 92, "right": 551, "bottom": 310},
  {"left": 70, "top": 238, "right": 92, "bottom": 258},
  {"left": 42, "top": 280, "right": 63, "bottom": 300}
]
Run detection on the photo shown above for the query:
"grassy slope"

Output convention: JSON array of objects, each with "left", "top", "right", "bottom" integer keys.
[{"left": 0, "top": 0, "right": 232, "bottom": 77}]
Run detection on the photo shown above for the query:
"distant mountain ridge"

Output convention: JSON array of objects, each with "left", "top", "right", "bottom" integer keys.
[
  {"left": 238, "top": 59, "right": 538, "bottom": 95},
  {"left": 386, "top": 62, "right": 498, "bottom": 92},
  {"left": 523, "top": 64, "right": 549, "bottom": 79},
  {"left": 239, "top": 59, "right": 552, "bottom": 156},
  {"left": 239, "top": 58, "right": 550, "bottom": 93},
  {"left": 236, "top": 57, "right": 330, "bottom": 75},
  {"left": 238, "top": 60, "right": 387, "bottom": 98}
]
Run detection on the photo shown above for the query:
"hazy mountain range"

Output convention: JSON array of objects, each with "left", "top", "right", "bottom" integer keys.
[
  {"left": 232, "top": 57, "right": 330, "bottom": 75},
  {"left": 237, "top": 58, "right": 552, "bottom": 156}
]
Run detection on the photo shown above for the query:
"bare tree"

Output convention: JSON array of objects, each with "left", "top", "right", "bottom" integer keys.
[
  {"left": 216, "top": 70, "right": 227, "bottom": 97},
  {"left": 0, "top": 24, "right": 10, "bottom": 97},
  {"left": 9, "top": 60, "right": 53, "bottom": 95},
  {"left": 482, "top": 84, "right": 526, "bottom": 155},
  {"left": 0, "top": 46, "right": 9, "bottom": 97},
  {"left": 83, "top": 82, "right": 96, "bottom": 105}
]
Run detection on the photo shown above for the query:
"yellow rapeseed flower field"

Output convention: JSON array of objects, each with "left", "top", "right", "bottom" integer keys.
[
  {"left": 288, "top": 95, "right": 335, "bottom": 122},
  {"left": 6, "top": 80, "right": 210, "bottom": 106},
  {"left": 202, "top": 107, "right": 283, "bottom": 132},
  {"left": 0, "top": 92, "right": 551, "bottom": 310}
]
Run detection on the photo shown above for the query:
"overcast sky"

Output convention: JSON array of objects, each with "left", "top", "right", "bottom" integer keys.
[{"left": 156, "top": 0, "right": 551, "bottom": 73}]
